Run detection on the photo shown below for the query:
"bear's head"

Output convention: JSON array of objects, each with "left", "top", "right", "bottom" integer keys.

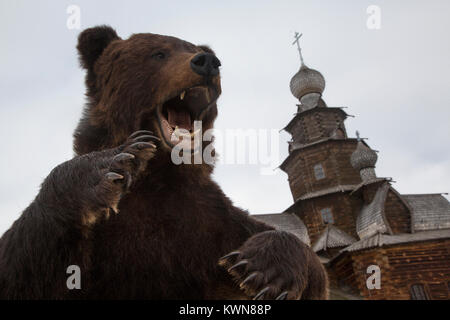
[{"left": 74, "top": 25, "right": 221, "bottom": 159}]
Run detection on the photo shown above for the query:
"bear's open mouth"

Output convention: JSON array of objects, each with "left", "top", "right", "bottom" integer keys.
[{"left": 157, "top": 85, "right": 217, "bottom": 150}]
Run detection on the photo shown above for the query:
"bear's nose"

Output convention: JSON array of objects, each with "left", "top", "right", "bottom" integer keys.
[{"left": 190, "top": 53, "right": 221, "bottom": 77}]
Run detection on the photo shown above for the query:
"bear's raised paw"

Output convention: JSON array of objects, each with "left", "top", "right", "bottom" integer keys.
[
  {"left": 219, "top": 230, "right": 326, "bottom": 300},
  {"left": 90, "top": 130, "right": 159, "bottom": 217}
]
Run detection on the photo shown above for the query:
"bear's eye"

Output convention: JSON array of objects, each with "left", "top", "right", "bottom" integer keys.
[{"left": 151, "top": 51, "right": 166, "bottom": 60}]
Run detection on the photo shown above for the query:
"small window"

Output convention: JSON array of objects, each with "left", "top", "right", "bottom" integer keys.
[
  {"left": 410, "top": 284, "right": 429, "bottom": 300},
  {"left": 313, "top": 164, "right": 325, "bottom": 180},
  {"left": 320, "top": 208, "right": 334, "bottom": 224}
]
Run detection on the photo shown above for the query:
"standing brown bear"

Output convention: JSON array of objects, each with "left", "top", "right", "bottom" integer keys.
[{"left": 0, "top": 26, "right": 327, "bottom": 300}]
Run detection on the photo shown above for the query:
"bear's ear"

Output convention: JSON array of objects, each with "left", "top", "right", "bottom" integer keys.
[{"left": 77, "top": 25, "right": 120, "bottom": 70}]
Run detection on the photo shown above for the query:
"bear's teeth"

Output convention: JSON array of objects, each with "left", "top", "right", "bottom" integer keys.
[
  {"left": 180, "top": 132, "right": 191, "bottom": 138},
  {"left": 173, "top": 126, "right": 179, "bottom": 138},
  {"left": 169, "top": 126, "right": 177, "bottom": 141},
  {"left": 164, "top": 119, "right": 173, "bottom": 133},
  {"left": 180, "top": 91, "right": 186, "bottom": 100},
  {"left": 191, "top": 128, "right": 201, "bottom": 137},
  {"left": 173, "top": 126, "right": 191, "bottom": 139}
]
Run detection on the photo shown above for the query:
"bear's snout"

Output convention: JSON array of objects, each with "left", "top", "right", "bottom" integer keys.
[{"left": 190, "top": 53, "right": 221, "bottom": 77}]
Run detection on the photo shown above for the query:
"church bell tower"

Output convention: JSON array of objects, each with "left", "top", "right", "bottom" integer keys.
[{"left": 280, "top": 33, "right": 368, "bottom": 243}]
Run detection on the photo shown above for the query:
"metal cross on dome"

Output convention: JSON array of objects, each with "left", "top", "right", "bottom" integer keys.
[{"left": 292, "top": 32, "right": 305, "bottom": 65}]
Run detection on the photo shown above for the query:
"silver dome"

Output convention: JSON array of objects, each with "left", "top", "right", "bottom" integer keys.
[
  {"left": 289, "top": 64, "right": 326, "bottom": 100},
  {"left": 350, "top": 141, "right": 378, "bottom": 170}
]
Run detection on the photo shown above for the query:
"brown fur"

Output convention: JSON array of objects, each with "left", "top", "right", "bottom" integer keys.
[{"left": 0, "top": 26, "right": 327, "bottom": 299}]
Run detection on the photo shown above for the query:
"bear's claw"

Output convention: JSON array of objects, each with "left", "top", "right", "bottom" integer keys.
[
  {"left": 276, "top": 291, "right": 288, "bottom": 300},
  {"left": 105, "top": 172, "right": 124, "bottom": 181},
  {"left": 91, "top": 130, "right": 159, "bottom": 217},
  {"left": 128, "top": 130, "right": 157, "bottom": 139},
  {"left": 219, "top": 230, "right": 314, "bottom": 300},
  {"left": 228, "top": 260, "right": 248, "bottom": 272},
  {"left": 113, "top": 153, "right": 135, "bottom": 162},
  {"left": 129, "top": 141, "right": 156, "bottom": 150},
  {"left": 132, "top": 134, "right": 160, "bottom": 143},
  {"left": 240, "top": 272, "right": 259, "bottom": 287},
  {"left": 253, "top": 287, "right": 270, "bottom": 300},
  {"left": 219, "top": 251, "right": 241, "bottom": 262}
]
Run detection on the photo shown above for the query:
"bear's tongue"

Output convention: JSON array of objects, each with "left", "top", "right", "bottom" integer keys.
[{"left": 167, "top": 106, "right": 192, "bottom": 131}]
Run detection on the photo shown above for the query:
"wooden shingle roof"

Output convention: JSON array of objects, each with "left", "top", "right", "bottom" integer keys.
[
  {"left": 312, "top": 225, "right": 357, "bottom": 253},
  {"left": 342, "top": 229, "right": 450, "bottom": 253},
  {"left": 403, "top": 194, "right": 450, "bottom": 231},
  {"left": 252, "top": 213, "right": 310, "bottom": 246},
  {"left": 356, "top": 182, "right": 391, "bottom": 239}
]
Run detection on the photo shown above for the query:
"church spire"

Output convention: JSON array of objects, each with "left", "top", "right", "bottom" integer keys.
[
  {"left": 292, "top": 32, "right": 305, "bottom": 66},
  {"left": 289, "top": 32, "right": 326, "bottom": 109},
  {"left": 350, "top": 131, "right": 379, "bottom": 182}
]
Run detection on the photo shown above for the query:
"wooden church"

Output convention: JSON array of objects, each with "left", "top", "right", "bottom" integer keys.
[{"left": 254, "top": 35, "right": 450, "bottom": 300}]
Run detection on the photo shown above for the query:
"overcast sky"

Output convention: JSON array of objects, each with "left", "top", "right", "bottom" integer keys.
[{"left": 0, "top": 0, "right": 449, "bottom": 234}]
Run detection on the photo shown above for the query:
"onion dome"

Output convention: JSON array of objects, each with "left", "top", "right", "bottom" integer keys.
[
  {"left": 290, "top": 33, "right": 326, "bottom": 100},
  {"left": 290, "top": 64, "right": 326, "bottom": 100},
  {"left": 351, "top": 136, "right": 378, "bottom": 171}
]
